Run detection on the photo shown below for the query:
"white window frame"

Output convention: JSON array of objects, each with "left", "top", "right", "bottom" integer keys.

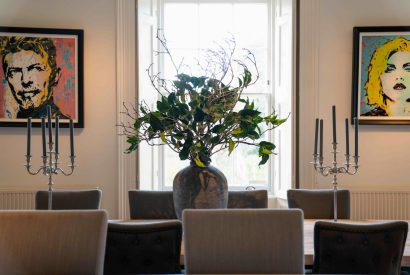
[{"left": 136, "top": 0, "right": 295, "bottom": 197}]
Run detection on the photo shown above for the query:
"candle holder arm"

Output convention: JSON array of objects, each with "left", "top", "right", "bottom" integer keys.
[
  {"left": 56, "top": 156, "right": 76, "bottom": 176},
  {"left": 25, "top": 155, "right": 46, "bottom": 175}
]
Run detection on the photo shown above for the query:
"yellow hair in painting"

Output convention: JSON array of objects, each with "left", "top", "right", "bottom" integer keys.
[{"left": 365, "top": 37, "right": 410, "bottom": 113}]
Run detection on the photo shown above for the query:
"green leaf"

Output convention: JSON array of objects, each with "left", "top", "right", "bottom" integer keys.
[
  {"left": 160, "top": 132, "right": 166, "bottom": 143},
  {"left": 177, "top": 103, "right": 189, "bottom": 116},
  {"left": 228, "top": 139, "right": 235, "bottom": 156},
  {"left": 258, "top": 154, "right": 269, "bottom": 166},
  {"left": 240, "top": 109, "right": 261, "bottom": 117},
  {"left": 125, "top": 143, "right": 138, "bottom": 153},
  {"left": 149, "top": 114, "right": 164, "bottom": 131},
  {"left": 139, "top": 105, "right": 147, "bottom": 114},
  {"left": 127, "top": 135, "right": 139, "bottom": 144},
  {"left": 188, "top": 99, "right": 199, "bottom": 109},
  {"left": 194, "top": 155, "right": 207, "bottom": 167},
  {"left": 125, "top": 135, "right": 139, "bottom": 153},
  {"left": 211, "top": 125, "right": 225, "bottom": 134},
  {"left": 157, "top": 96, "right": 170, "bottom": 112},
  {"left": 179, "top": 146, "right": 190, "bottom": 160},
  {"left": 259, "top": 141, "right": 276, "bottom": 151},
  {"left": 231, "top": 128, "right": 243, "bottom": 135},
  {"left": 243, "top": 69, "right": 252, "bottom": 86},
  {"left": 210, "top": 136, "right": 220, "bottom": 144},
  {"left": 258, "top": 141, "right": 275, "bottom": 165},
  {"left": 261, "top": 148, "right": 272, "bottom": 155},
  {"left": 248, "top": 130, "right": 260, "bottom": 140},
  {"left": 168, "top": 92, "right": 177, "bottom": 105},
  {"left": 133, "top": 118, "right": 143, "bottom": 129},
  {"left": 194, "top": 108, "right": 205, "bottom": 122}
]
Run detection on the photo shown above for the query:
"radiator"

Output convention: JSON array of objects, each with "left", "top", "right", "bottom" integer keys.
[
  {"left": 0, "top": 189, "right": 409, "bottom": 218},
  {"left": 351, "top": 191, "right": 410, "bottom": 220},
  {"left": 0, "top": 190, "right": 36, "bottom": 210}
]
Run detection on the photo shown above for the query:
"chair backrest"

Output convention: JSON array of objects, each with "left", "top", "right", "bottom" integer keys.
[
  {"left": 129, "top": 189, "right": 269, "bottom": 219},
  {"left": 287, "top": 189, "right": 350, "bottom": 219},
  {"left": 313, "top": 220, "right": 408, "bottom": 274},
  {"left": 35, "top": 189, "right": 102, "bottom": 210},
  {"left": 104, "top": 220, "right": 182, "bottom": 274},
  {"left": 228, "top": 190, "right": 268, "bottom": 208},
  {"left": 183, "top": 208, "right": 304, "bottom": 274},
  {"left": 129, "top": 190, "right": 177, "bottom": 219},
  {"left": 0, "top": 210, "right": 108, "bottom": 275}
]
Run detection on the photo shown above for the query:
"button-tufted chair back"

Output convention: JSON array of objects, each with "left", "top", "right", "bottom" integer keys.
[
  {"left": 287, "top": 189, "right": 350, "bottom": 219},
  {"left": 104, "top": 220, "right": 182, "bottom": 274},
  {"left": 35, "top": 189, "right": 102, "bottom": 210},
  {"left": 313, "top": 220, "right": 408, "bottom": 274}
]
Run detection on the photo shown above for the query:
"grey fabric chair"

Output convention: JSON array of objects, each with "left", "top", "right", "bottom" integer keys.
[
  {"left": 228, "top": 190, "right": 268, "bottom": 208},
  {"left": 0, "top": 210, "right": 108, "bottom": 275},
  {"left": 35, "top": 189, "right": 102, "bottom": 210},
  {"left": 183, "top": 209, "right": 304, "bottom": 274},
  {"left": 104, "top": 220, "right": 182, "bottom": 274},
  {"left": 287, "top": 189, "right": 350, "bottom": 219},
  {"left": 129, "top": 190, "right": 177, "bottom": 219},
  {"left": 128, "top": 189, "right": 269, "bottom": 219},
  {"left": 313, "top": 220, "right": 408, "bottom": 274}
]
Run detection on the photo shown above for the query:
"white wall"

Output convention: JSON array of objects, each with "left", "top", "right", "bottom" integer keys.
[
  {"left": 299, "top": 0, "right": 410, "bottom": 191},
  {"left": 0, "top": 0, "right": 119, "bottom": 217},
  {"left": 3, "top": 0, "right": 410, "bottom": 216}
]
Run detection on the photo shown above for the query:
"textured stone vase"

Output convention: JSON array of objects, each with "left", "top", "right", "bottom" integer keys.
[{"left": 173, "top": 162, "right": 228, "bottom": 220}]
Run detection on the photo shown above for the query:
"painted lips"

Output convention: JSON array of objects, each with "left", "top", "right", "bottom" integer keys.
[
  {"left": 394, "top": 83, "right": 407, "bottom": 90},
  {"left": 18, "top": 90, "right": 40, "bottom": 99}
]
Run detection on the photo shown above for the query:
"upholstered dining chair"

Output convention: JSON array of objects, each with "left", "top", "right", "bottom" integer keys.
[
  {"left": 0, "top": 210, "right": 108, "bottom": 275},
  {"left": 313, "top": 220, "right": 408, "bottom": 274},
  {"left": 183, "top": 208, "right": 304, "bottom": 274},
  {"left": 287, "top": 189, "right": 350, "bottom": 219},
  {"left": 104, "top": 220, "right": 182, "bottom": 274},
  {"left": 35, "top": 189, "right": 102, "bottom": 210},
  {"left": 129, "top": 190, "right": 177, "bottom": 219},
  {"left": 227, "top": 189, "right": 268, "bottom": 208}
]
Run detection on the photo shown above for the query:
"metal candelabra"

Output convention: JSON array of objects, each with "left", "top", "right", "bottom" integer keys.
[
  {"left": 312, "top": 144, "right": 359, "bottom": 221},
  {"left": 24, "top": 106, "right": 76, "bottom": 210},
  {"left": 312, "top": 106, "right": 359, "bottom": 221}
]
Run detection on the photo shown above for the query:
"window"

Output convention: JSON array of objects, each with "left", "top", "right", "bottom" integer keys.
[{"left": 137, "top": 0, "right": 294, "bottom": 196}]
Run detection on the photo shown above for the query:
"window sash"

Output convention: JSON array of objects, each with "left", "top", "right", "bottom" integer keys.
[{"left": 158, "top": 0, "right": 274, "bottom": 191}]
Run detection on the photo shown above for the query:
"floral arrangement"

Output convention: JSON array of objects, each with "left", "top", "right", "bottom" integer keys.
[{"left": 121, "top": 35, "right": 286, "bottom": 167}]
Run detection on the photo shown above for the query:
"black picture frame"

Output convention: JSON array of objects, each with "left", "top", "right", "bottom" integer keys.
[
  {"left": 0, "top": 26, "right": 83, "bottom": 128},
  {"left": 352, "top": 26, "right": 410, "bottom": 125}
]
